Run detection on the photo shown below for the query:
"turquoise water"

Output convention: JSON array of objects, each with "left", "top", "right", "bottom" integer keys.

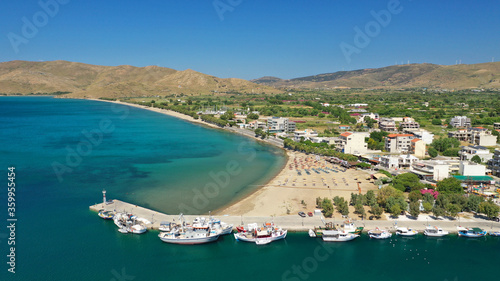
[{"left": 1, "top": 97, "right": 499, "bottom": 281}]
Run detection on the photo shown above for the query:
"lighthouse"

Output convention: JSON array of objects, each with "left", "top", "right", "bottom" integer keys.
[{"left": 102, "top": 189, "right": 107, "bottom": 205}]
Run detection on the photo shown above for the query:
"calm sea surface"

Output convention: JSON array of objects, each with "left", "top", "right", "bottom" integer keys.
[{"left": 0, "top": 96, "right": 498, "bottom": 281}]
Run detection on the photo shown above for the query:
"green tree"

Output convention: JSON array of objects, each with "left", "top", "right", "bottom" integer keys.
[
  {"left": 432, "top": 206, "right": 446, "bottom": 218},
  {"left": 409, "top": 201, "right": 421, "bottom": 217},
  {"left": 390, "top": 204, "right": 402, "bottom": 217},
  {"left": 431, "top": 119, "right": 442, "bottom": 125},
  {"left": 428, "top": 147, "right": 438, "bottom": 158},
  {"left": 321, "top": 198, "right": 334, "bottom": 218},
  {"left": 470, "top": 155, "right": 482, "bottom": 164},
  {"left": 409, "top": 190, "right": 423, "bottom": 202},
  {"left": 446, "top": 203, "right": 460, "bottom": 218},
  {"left": 437, "top": 178, "right": 464, "bottom": 194},
  {"left": 366, "top": 190, "right": 376, "bottom": 206},
  {"left": 318, "top": 113, "right": 325, "bottom": 118},
  {"left": 377, "top": 186, "right": 404, "bottom": 208},
  {"left": 370, "top": 204, "right": 384, "bottom": 218},
  {"left": 247, "top": 113, "right": 259, "bottom": 120},
  {"left": 422, "top": 202, "right": 433, "bottom": 213},
  {"left": 392, "top": 173, "right": 423, "bottom": 192},
  {"left": 479, "top": 200, "right": 500, "bottom": 220},
  {"left": 466, "top": 195, "right": 484, "bottom": 213}
]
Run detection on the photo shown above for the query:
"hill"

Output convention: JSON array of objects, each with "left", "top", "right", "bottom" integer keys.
[
  {"left": 252, "top": 62, "right": 500, "bottom": 89},
  {"left": 0, "top": 60, "right": 281, "bottom": 98}
]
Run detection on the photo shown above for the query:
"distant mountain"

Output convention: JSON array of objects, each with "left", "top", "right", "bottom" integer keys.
[
  {"left": 252, "top": 62, "right": 500, "bottom": 89},
  {"left": 0, "top": 60, "right": 280, "bottom": 98}
]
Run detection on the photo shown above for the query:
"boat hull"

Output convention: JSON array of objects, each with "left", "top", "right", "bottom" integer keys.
[
  {"left": 458, "top": 231, "right": 487, "bottom": 238},
  {"left": 234, "top": 230, "right": 287, "bottom": 243},
  {"left": 322, "top": 234, "right": 359, "bottom": 242},
  {"left": 159, "top": 234, "right": 220, "bottom": 245}
]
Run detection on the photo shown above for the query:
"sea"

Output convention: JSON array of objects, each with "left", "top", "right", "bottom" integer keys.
[{"left": 0, "top": 96, "right": 498, "bottom": 281}]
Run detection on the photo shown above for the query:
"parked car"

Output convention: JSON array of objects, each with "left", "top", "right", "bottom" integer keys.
[
  {"left": 298, "top": 212, "right": 306, "bottom": 217},
  {"left": 307, "top": 212, "right": 313, "bottom": 217}
]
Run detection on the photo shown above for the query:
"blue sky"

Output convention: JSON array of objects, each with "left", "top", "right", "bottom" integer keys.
[{"left": 1, "top": 0, "right": 499, "bottom": 79}]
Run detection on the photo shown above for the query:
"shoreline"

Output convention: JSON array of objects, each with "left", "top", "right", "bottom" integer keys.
[{"left": 88, "top": 98, "right": 290, "bottom": 214}]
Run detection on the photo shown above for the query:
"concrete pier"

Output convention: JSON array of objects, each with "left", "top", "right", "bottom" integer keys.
[{"left": 90, "top": 199, "right": 500, "bottom": 233}]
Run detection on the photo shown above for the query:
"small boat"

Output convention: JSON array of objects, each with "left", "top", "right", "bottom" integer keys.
[
  {"left": 308, "top": 229, "right": 317, "bottom": 238},
  {"left": 118, "top": 226, "right": 128, "bottom": 234},
  {"left": 458, "top": 227, "right": 487, "bottom": 238},
  {"left": 159, "top": 221, "right": 172, "bottom": 232},
  {"left": 368, "top": 228, "right": 392, "bottom": 239},
  {"left": 128, "top": 224, "right": 147, "bottom": 234},
  {"left": 489, "top": 231, "right": 500, "bottom": 237},
  {"left": 159, "top": 226, "right": 220, "bottom": 244},
  {"left": 396, "top": 227, "right": 418, "bottom": 236},
  {"left": 322, "top": 230, "right": 359, "bottom": 242},
  {"left": 98, "top": 209, "right": 115, "bottom": 220},
  {"left": 424, "top": 226, "right": 449, "bottom": 237},
  {"left": 340, "top": 219, "right": 364, "bottom": 235},
  {"left": 234, "top": 222, "right": 287, "bottom": 243}
]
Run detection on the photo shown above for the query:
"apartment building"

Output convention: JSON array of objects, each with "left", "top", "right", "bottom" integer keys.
[
  {"left": 449, "top": 116, "right": 471, "bottom": 128},
  {"left": 410, "top": 139, "right": 427, "bottom": 159},
  {"left": 380, "top": 154, "right": 418, "bottom": 169},
  {"left": 411, "top": 159, "right": 461, "bottom": 181},
  {"left": 294, "top": 129, "right": 318, "bottom": 142},
  {"left": 399, "top": 117, "right": 420, "bottom": 129},
  {"left": 379, "top": 118, "right": 397, "bottom": 132},
  {"left": 459, "top": 145, "right": 493, "bottom": 162},
  {"left": 384, "top": 134, "right": 414, "bottom": 153},
  {"left": 403, "top": 129, "right": 434, "bottom": 144},
  {"left": 487, "top": 149, "right": 500, "bottom": 177},
  {"left": 267, "top": 117, "right": 296, "bottom": 133},
  {"left": 448, "top": 127, "right": 498, "bottom": 146},
  {"left": 335, "top": 132, "right": 368, "bottom": 154}
]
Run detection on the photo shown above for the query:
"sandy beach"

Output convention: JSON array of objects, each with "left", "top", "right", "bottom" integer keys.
[{"left": 215, "top": 150, "right": 381, "bottom": 217}]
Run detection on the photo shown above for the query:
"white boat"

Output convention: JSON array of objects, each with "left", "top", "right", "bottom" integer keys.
[
  {"left": 158, "top": 226, "right": 220, "bottom": 244},
  {"left": 490, "top": 231, "right": 500, "bottom": 237},
  {"left": 424, "top": 226, "right": 449, "bottom": 237},
  {"left": 396, "top": 227, "right": 418, "bottom": 236},
  {"left": 118, "top": 226, "right": 128, "bottom": 234},
  {"left": 128, "top": 224, "right": 147, "bottom": 234},
  {"left": 193, "top": 217, "right": 233, "bottom": 235},
  {"left": 322, "top": 230, "right": 359, "bottom": 242},
  {"left": 368, "top": 228, "right": 392, "bottom": 239},
  {"left": 340, "top": 219, "right": 364, "bottom": 234},
  {"left": 308, "top": 229, "right": 317, "bottom": 238},
  {"left": 159, "top": 221, "right": 172, "bottom": 232},
  {"left": 234, "top": 223, "right": 287, "bottom": 243},
  {"left": 98, "top": 209, "right": 115, "bottom": 220},
  {"left": 458, "top": 227, "right": 487, "bottom": 238}
]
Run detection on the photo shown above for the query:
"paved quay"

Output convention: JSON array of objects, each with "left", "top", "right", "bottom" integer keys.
[{"left": 90, "top": 199, "right": 500, "bottom": 233}]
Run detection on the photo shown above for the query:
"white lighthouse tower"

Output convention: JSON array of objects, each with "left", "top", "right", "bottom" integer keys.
[{"left": 102, "top": 189, "right": 107, "bottom": 205}]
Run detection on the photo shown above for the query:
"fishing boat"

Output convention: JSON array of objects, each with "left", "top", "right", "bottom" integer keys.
[
  {"left": 309, "top": 222, "right": 336, "bottom": 238},
  {"left": 128, "top": 224, "right": 147, "bottom": 234},
  {"left": 489, "top": 231, "right": 500, "bottom": 237},
  {"left": 458, "top": 227, "right": 487, "bottom": 238},
  {"left": 193, "top": 217, "right": 233, "bottom": 235},
  {"left": 368, "top": 228, "right": 392, "bottom": 239},
  {"left": 98, "top": 209, "right": 115, "bottom": 220},
  {"left": 159, "top": 226, "right": 220, "bottom": 244},
  {"left": 118, "top": 226, "right": 128, "bottom": 234},
  {"left": 158, "top": 214, "right": 220, "bottom": 245},
  {"left": 159, "top": 221, "right": 172, "bottom": 232},
  {"left": 322, "top": 230, "right": 359, "bottom": 242},
  {"left": 339, "top": 219, "right": 364, "bottom": 235},
  {"left": 424, "top": 226, "right": 449, "bottom": 237},
  {"left": 395, "top": 227, "right": 418, "bottom": 236},
  {"left": 234, "top": 222, "right": 287, "bottom": 243}
]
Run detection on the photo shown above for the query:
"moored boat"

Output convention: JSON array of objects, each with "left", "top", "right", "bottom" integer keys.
[
  {"left": 234, "top": 222, "right": 287, "bottom": 243},
  {"left": 396, "top": 227, "right": 418, "bottom": 236},
  {"left": 322, "top": 230, "right": 359, "bottom": 242},
  {"left": 98, "top": 209, "right": 115, "bottom": 220},
  {"left": 368, "top": 228, "right": 392, "bottom": 239},
  {"left": 458, "top": 227, "right": 487, "bottom": 238},
  {"left": 489, "top": 231, "right": 500, "bottom": 237},
  {"left": 340, "top": 219, "right": 364, "bottom": 235},
  {"left": 424, "top": 226, "right": 448, "bottom": 237},
  {"left": 158, "top": 226, "right": 220, "bottom": 244}
]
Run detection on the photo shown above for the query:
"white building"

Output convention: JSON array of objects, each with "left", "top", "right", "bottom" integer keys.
[
  {"left": 267, "top": 117, "right": 296, "bottom": 133},
  {"left": 459, "top": 162, "right": 486, "bottom": 177},
  {"left": 380, "top": 154, "right": 418, "bottom": 169},
  {"left": 403, "top": 129, "right": 434, "bottom": 144},
  {"left": 487, "top": 149, "right": 500, "bottom": 177},
  {"left": 459, "top": 145, "right": 493, "bottom": 162},
  {"left": 450, "top": 116, "right": 471, "bottom": 128},
  {"left": 335, "top": 132, "right": 368, "bottom": 154},
  {"left": 294, "top": 129, "right": 319, "bottom": 142},
  {"left": 411, "top": 159, "right": 460, "bottom": 181}
]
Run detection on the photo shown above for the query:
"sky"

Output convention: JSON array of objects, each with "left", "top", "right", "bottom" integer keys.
[{"left": 1, "top": 0, "right": 499, "bottom": 80}]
